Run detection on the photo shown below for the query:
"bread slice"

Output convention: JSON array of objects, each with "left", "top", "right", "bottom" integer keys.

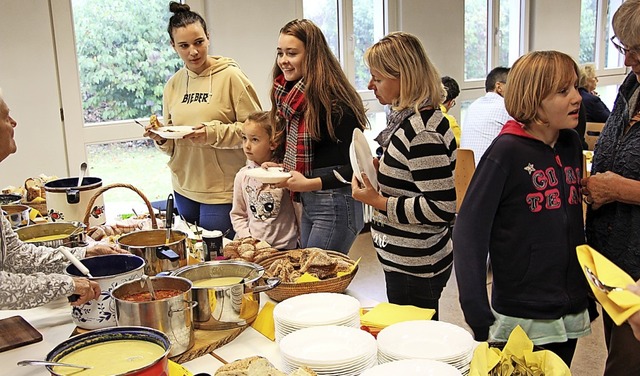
[{"left": 214, "top": 356, "right": 287, "bottom": 376}]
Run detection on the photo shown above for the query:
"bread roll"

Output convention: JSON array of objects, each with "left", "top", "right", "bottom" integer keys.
[{"left": 214, "top": 356, "right": 287, "bottom": 376}]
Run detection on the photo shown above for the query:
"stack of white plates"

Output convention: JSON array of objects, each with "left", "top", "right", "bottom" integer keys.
[
  {"left": 376, "top": 320, "right": 475, "bottom": 376},
  {"left": 361, "top": 359, "right": 462, "bottom": 376},
  {"left": 273, "top": 293, "right": 361, "bottom": 342},
  {"left": 279, "top": 325, "right": 378, "bottom": 375}
]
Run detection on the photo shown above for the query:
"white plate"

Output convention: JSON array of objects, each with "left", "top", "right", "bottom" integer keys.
[
  {"left": 273, "top": 293, "right": 360, "bottom": 326},
  {"left": 279, "top": 325, "right": 377, "bottom": 365},
  {"left": 361, "top": 359, "right": 462, "bottom": 376},
  {"left": 150, "top": 126, "right": 195, "bottom": 139},
  {"left": 244, "top": 167, "right": 291, "bottom": 184},
  {"left": 350, "top": 129, "right": 378, "bottom": 190},
  {"left": 377, "top": 320, "right": 475, "bottom": 360}
]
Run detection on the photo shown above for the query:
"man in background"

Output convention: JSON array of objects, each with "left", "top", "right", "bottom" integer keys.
[
  {"left": 460, "top": 67, "right": 512, "bottom": 166},
  {"left": 441, "top": 76, "right": 461, "bottom": 146}
]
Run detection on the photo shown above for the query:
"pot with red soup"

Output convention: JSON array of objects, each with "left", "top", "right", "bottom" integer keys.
[
  {"left": 111, "top": 276, "right": 196, "bottom": 356},
  {"left": 45, "top": 326, "right": 171, "bottom": 376}
]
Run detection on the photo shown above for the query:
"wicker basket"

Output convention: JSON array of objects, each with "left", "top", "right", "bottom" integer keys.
[
  {"left": 258, "top": 250, "right": 358, "bottom": 302},
  {"left": 81, "top": 183, "right": 158, "bottom": 230}
]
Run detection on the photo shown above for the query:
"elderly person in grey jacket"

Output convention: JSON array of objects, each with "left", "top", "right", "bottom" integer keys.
[
  {"left": 581, "top": 1, "right": 640, "bottom": 374},
  {"left": 0, "top": 88, "right": 125, "bottom": 310}
]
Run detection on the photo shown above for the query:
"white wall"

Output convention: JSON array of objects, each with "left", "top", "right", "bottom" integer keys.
[
  {"left": 396, "top": 0, "right": 465, "bottom": 83},
  {"left": 0, "top": 0, "right": 70, "bottom": 187},
  {"left": 529, "top": 0, "right": 582, "bottom": 59}
]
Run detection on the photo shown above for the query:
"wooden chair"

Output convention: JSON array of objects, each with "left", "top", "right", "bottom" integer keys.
[
  {"left": 585, "top": 122, "right": 605, "bottom": 151},
  {"left": 455, "top": 149, "right": 476, "bottom": 213}
]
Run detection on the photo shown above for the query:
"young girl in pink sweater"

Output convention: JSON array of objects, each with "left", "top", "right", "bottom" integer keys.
[{"left": 230, "top": 112, "right": 299, "bottom": 249}]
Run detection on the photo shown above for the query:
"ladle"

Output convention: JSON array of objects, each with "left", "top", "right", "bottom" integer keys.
[
  {"left": 140, "top": 275, "right": 157, "bottom": 300},
  {"left": 18, "top": 360, "right": 93, "bottom": 370},
  {"left": 77, "top": 162, "right": 87, "bottom": 188},
  {"left": 59, "top": 248, "right": 93, "bottom": 279}
]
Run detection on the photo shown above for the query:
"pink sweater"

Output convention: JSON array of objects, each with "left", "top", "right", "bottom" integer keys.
[{"left": 230, "top": 162, "right": 299, "bottom": 249}]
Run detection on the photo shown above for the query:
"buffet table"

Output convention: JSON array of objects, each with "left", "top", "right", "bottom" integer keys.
[{"left": 0, "top": 289, "right": 377, "bottom": 375}]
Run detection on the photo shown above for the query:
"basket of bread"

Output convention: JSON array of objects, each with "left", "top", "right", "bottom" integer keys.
[{"left": 222, "top": 237, "right": 358, "bottom": 302}]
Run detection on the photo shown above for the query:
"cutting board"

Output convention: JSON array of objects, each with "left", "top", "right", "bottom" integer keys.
[{"left": 0, "top": 315, "right": 43, "bottom": 352}]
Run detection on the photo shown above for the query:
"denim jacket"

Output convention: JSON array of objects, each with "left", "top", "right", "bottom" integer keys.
[{"left": 586, "top": 72, "right": 640, "bottom": 279}]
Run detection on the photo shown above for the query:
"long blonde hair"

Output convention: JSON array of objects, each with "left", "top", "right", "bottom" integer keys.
[
  {"left": 364, "top": 31, "right": 444, "bottom": 113},
  {"left": 269, "top": 19, "right": 367, "bottom": 141}
]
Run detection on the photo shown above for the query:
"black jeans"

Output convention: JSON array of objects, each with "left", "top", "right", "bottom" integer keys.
[{"left": 383, "top": 265, "right": 452, "bottom": 320}]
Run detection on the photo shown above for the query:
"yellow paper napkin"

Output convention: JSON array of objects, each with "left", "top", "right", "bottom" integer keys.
[
  {"left": 295, "top": 272, "right": 320, "bottom": 283},
  {"left": 576, "top": 244, "right": 640, "bottom": 325},
  {"left": 469, "top": 326, "right": 571, "bottom": 376},
  {"left": 337, "top": 257, "right": 361, "bottom": 277},
  {"left": 251, "top": 301, "right": 276, "bottom": 341},
  {"left": 360, "top": 302, "right": 435, "bottom": 328},
  {"left": 168, "top": 360, "right": 193, "bottom": 376}
]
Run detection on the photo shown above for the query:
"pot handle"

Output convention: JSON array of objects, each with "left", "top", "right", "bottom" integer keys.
[
  {"left": 168, "top": 300, "right": 198, "bottom": 317},
  {"left": 156, "top": 246, "right": 180, "bottom": 261},
  {"left": 65, "top": 189, "right": 81, "bottom": 204},
  {"left": 251, "top": 277, "right": 281, "bottom": 293},
  {"left": 82, "top": 183, "right": 157, "bottom": 229}
]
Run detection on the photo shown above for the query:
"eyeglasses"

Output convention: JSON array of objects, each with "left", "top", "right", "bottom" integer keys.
[{"left": 610, "top": 36, "right": 640, "bottom": 57}]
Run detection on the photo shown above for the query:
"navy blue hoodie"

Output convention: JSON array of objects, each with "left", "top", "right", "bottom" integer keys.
[{"left": 453, "top": 120, "right": 589, "bottom": 341}]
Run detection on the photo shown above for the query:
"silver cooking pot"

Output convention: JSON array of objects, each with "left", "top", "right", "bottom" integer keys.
[
  {"left": 111, "top": 276, "right": 197, "bottom": 356},
  {"left": 170, "top": 260, "right": 280, "bottom": 330},
  {"left": 2, "top": 204, "right": 30, "bottom": 228},
  {"left": 117, "top": 229, "right": 188, "bottom": 276},
  {"left": 15, "top": 221, "right": 86, "bottom": 247}
]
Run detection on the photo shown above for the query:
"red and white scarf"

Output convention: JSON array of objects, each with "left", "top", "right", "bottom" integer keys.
[{"left": 274, "top": 74, "right": 313, "bottom": 176}]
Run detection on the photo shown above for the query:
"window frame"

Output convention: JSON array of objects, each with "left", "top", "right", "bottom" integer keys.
[
  {"left": 51, "top": 0, "right": 164, "bottom": 172},
  {"left": 462, "top": 0, "right": 528, "bottom": 90},
  {"left": 592, "top": 0, "right": 627, "bottom": 79},
  {"left": 302, "top": 0, "right": 396, "bottom": 113}
]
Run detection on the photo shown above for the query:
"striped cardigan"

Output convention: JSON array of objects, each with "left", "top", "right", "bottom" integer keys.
[{"left": 371, "top": 108, "right": 457, "bottom": 277}]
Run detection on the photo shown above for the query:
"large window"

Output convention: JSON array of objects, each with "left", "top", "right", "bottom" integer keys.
[
  {"left": 579, "top": 0, "right": 624, "bottom": 70},
  {"left": 303, "top": 0, "right": 386, "bottom": 91},
  {"left": 53, "top": 0, "right": 181, "bottom": 205},
  {"left": 73, "top": 0, "right": 182, "bottom": 124},
  {"left": 464, "top": 0, "right": 525, "bottom": 82}
]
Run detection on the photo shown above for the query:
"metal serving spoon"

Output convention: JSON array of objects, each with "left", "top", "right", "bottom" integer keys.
[
  {"left": 77, "top": 162, "right": 87, "bottom": 188},
  {"left": 585, "top": 266, "right": 624, "bottom": 293},
  {"left": 18, "top": 360, "right": 93, "bottom": 370}
]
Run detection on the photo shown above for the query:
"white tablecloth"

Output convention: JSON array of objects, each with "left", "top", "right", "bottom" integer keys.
[{"left": 0, "top": 290, "right": 377, "bottom": 375}]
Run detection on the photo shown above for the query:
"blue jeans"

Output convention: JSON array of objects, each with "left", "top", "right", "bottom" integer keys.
[
  {"left": 299, "top": 167, "right": 364, "bottom": 254},
  {"left": 173, "top": 191, "right": 235, "bottom": 238},
  {"left": 383, "top": 265, "right": 452, "bottom": 320}
]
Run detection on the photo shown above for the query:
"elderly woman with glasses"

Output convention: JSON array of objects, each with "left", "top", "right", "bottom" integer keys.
[{"left": 581, "top": 1, "right": 640, "bottom": 374}]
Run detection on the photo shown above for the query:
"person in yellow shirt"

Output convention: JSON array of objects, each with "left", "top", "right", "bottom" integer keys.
[{"left": 441, "top": 76, "right": 461, "bottom": 146}]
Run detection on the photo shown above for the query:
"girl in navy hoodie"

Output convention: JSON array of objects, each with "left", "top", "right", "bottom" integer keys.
[{"left": 454, "top": 51, "right": 591, "bottom": 367}]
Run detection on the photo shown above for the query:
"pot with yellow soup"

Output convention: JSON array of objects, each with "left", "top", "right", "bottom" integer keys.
[
  {"left": 16, "top": 221, "right": 86, "bottom": 247},
  {"left": 170, "top": 260, "right": 281, "bottom": 330},
  {"left": 45, "top": 326, "right": 171, "bottom": 376}
]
